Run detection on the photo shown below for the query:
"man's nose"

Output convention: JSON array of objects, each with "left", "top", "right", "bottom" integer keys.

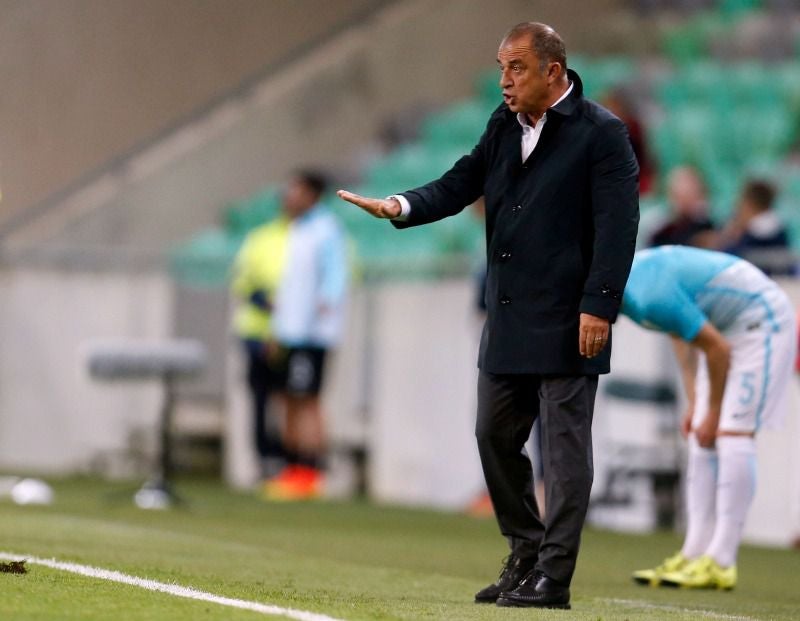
[{"left": 499, "top": 70, "right": 511, "bottom": 88}]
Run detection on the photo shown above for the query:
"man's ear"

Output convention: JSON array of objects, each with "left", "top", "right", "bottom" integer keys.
[{"left": 547, "top": 62, "right": 562, "bottom": 82}]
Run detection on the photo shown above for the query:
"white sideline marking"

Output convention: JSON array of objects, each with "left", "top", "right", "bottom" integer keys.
[
  {"left": 600, "top": 597, "right": 762, "bottom": 621},
  {"left": 0, "top": 552, "right": 345, "bottom": 621}
]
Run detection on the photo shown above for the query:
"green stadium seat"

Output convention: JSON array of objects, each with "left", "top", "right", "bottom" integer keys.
[
  {"left": 775, "top": 176, "right": 800, "bottom": 252},
  {"left": 718, "top": 0, "right": 762, "bottom": 18},
  {"left": 649, "top": 121, "right": 683, "bottom": 174},
  {"left": 584, "top": 57, "right": 636, "bottom": 100},
  {"left": 475, "top": 69, "right": 501, "bottom": 107},
  {"left": 365, "top": 144, "right": 466, "bottom": 190},
  {"left": 432, "top": 212, "right": 484, "bottom": 256},
  {"left": 662, "top": 28, "right": 708, "bottom": 66},
  {"left": 421, "top": 100, "right": 495, "bottom": 152},
  {"left": 223, "top": 188, "right": 281, "bottom": 236},
  {"left": 170, "top": 228, "right": 242, "bottom": 288},
  {"left": 667, "top": 61, "right": 729, "bottom": 105},
  {"left": 701, "top": 161, "right": 740, "bottom": 222},
  {"left": 727, "top": 63, "right": 781, "bottom": 108},
  {"left": 662, "top": 14, "right": 730, "bottom": 65},
  {"left": 775, "top": 62, "right": 800, "bottom": 114}
]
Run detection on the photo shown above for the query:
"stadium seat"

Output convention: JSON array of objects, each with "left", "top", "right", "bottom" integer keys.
[
  {"left": 474, "top": 69, "right": 501, "bottom": 107},
  {"left": 170, "top": 228, "right": 242, "bottom": 287},
  {"left": 718, "top": 0, "right": 763, "bottom": 17},
  {"left": 364, "top": 144, "right": 465, "bottom": 190},
  {"left": 560, "top": 55, "right": 636, "bottom": 101},
  {"left": 421, "top": 100, "right": 496, "bottom": 151},
  {"left": 662, "top": 23, "right": 711, "bottom": 65},
  {"left": 223, "top": 189, "right": 281, "bottom": 236}
]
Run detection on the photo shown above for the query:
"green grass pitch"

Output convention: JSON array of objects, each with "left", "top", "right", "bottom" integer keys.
[{"left": 1, "top": 477, "right": 799, "bottom": 620}]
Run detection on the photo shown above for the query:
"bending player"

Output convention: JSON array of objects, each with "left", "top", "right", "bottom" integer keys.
[{"left": 622, "top": 246, "right": 796, "bottom": 589}]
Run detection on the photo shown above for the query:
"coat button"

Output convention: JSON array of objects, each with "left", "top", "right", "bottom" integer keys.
[
  {"left": 512, "top": 205, "right": 522, "bottom": 213},
  {"left": 499, "top": 296, "right": 511, "bottom": 305},
  {"left": 499, "top": 251, "right": 512, "bottom": 261}
]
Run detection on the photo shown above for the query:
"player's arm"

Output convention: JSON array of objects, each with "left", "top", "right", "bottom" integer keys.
[
  {"left": 688, "top": 322, "right": 731, "bottom": 447},
  {"left": 648, "top": 286, "right": 722, "bottom": 446},
  {"left": 670, "top": 335, "right": 698, "bottom": 438}
]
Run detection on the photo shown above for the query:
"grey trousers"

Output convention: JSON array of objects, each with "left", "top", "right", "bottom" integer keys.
[{"left": 475, "top": 370, "right": 598, "bottom": 586}]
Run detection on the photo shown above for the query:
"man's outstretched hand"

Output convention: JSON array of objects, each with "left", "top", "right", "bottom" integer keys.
[{"left": 337, "top": 190, "right": 401, "bottom": 219}]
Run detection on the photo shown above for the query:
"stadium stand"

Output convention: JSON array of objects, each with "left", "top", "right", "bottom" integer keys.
[{"left": 171, "top": 9, "right": 800, "bottom": 290}]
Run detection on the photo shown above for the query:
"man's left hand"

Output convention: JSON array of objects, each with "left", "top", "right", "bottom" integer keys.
[{"left": 579, "top": 313, "right": 610, "bottom": 358}]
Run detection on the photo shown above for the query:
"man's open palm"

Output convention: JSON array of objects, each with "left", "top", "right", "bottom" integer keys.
[{"left": 337, "top": 190, "right": 401, "bottom": 219}]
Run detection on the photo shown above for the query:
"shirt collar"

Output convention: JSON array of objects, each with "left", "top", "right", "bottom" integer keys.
[{"left": 516, "top": 81, "right": 574, "bottom": 128}]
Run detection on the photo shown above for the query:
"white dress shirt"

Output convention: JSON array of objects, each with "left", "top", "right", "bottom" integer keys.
[{"left": 518, "top": 81, "right": 573, "bottom": 161}]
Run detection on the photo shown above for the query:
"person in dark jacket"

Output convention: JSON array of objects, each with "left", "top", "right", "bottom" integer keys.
[
  {"left": 648, "top": 166, "right": 715, "bottom": 248},
  {"left": 338, "top": 22, "right": 639, "bottom": 609},
  {"left": 716, "top": 178, "right": 794, "bottom": 275}
]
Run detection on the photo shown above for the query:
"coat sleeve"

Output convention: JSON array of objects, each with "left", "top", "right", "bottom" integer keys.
[
  {"left": 391, "top": 110, "right": 501, "bottom": 229},
  {"left": 579, "top": 117, "right": 640, "bottom": 322}
]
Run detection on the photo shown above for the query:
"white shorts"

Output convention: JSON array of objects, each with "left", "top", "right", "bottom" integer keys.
[{"left": 693, "top": 281, "right": 797, "bottom": 433}]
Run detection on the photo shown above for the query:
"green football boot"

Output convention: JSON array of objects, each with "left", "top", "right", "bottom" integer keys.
[
  {"left": 660, "top": 555, "right": 737, "bottom": 590},
  {"left": 632, "top": 551, "right": 688, "bottom": 587}
]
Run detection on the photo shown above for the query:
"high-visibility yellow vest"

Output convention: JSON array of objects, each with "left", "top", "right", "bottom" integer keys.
[{"left": 230, "top": 218, "right": 290, "bottom": 340}]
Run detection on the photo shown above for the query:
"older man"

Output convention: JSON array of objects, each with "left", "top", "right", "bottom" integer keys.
[{"left": 339, "top": 22, "right": 639, "bottom": 609}]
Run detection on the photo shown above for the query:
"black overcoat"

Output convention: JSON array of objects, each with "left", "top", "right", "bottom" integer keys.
[{"left": 394, "top": 70, "right": 639, "bottom": 375}]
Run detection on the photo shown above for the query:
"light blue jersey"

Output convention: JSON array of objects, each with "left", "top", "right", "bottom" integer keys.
[
  {"left": 622, "top": 246, "right": 767, "bottom": 341},
  {"left": 622, "top": 245, "right": 796, "bottom": 432},
  {"left": 273, "top": 204, "right": 349, "bottom": 348}
]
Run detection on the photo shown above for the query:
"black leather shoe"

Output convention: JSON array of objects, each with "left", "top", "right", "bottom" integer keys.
[
  {"left": 496, "top": 570, "right": 571, "bottom": 609},
  {"left": 474, "top": 554, "right": 537, "bottom": 603}
]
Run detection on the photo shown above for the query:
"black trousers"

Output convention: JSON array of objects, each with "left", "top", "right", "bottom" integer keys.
[
  {"left": 243, "top": 340, "right": 284, "bottom": 461},
  {"left": 476, "top": 370, "right": 598, "bottom": 586}
]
